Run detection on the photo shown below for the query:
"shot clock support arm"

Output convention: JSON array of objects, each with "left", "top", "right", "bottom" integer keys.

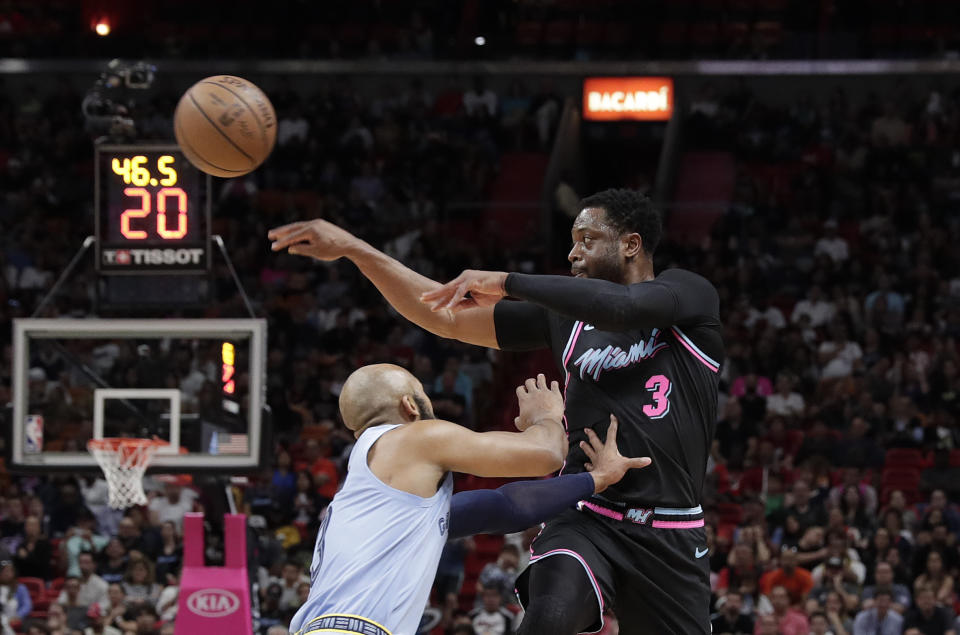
[
  {"left": 32, "top": 235, "right": 96, "bottom": 318},
  {"left": 31, "top": 238, "right": 156, "bottom": 427},
  {"left": 213, "top": 235, "right": 256, "bottom": 319}
]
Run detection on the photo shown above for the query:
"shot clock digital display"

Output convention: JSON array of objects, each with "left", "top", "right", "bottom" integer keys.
[{"left": 95, "top": 144, "right": 211, "bottom": 274}]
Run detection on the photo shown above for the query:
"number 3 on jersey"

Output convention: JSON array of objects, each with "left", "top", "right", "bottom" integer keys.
[{"left": 642, "top": 374, "right": 672, "bottom": 419}]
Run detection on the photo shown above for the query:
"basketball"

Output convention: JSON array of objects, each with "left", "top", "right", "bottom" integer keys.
[{"left": 173, "top": 75, "right": 276, "bottom": 178}]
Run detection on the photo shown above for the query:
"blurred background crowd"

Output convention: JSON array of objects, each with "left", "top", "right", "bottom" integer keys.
[
  {"left": 3, "top": 2, "right": 960, "bottom": 635},
  {"left": 7, "top": 0, "right": 960, "bottom": 61}
]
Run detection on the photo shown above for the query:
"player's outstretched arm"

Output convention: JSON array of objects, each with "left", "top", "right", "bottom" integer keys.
[
  {"left": 268, "top": 219, "right": 499, "bottom": 348},
  {"left": 422, "top": 268, "right": 718, "bottom": 332},
  {"left": 408, "top": 374, "right": 568, "bottom": 478},
  {"left": 447, "top": 415, "right": 651, "bottom": 538}
]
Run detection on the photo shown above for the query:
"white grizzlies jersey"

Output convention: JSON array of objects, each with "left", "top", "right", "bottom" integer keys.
[{"left": 290, "top": 423, "right": 453, "bottom": 635}]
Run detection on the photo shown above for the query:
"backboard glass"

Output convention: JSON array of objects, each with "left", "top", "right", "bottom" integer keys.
[{"left": 10, "top": 319, "right": 267, "bottom": 472}]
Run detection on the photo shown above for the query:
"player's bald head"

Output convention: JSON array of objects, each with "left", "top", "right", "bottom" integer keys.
[{"left": 339, "top": 364, "right": 433, "bottom": 436}]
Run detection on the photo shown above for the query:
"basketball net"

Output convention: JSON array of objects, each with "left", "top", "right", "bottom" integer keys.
[{"left": 87, "top": 438, "right": 167, "bottom": 509}]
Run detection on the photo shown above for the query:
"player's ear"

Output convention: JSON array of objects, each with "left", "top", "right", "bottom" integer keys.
[
  {"left": 400, "top": 394, "right": 420, "bottom": 421},
  {"left": 621, "top": 232, "right": 643, "bottom": 259}
]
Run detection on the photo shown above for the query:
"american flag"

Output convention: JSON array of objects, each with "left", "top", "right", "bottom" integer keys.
[{"left": 214, "top": 432, "right": 249, "bottom": 454}]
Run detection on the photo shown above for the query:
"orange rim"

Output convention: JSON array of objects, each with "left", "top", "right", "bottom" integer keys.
[{"left": 87, "top": 438, "right": 168, "bottom": 465}]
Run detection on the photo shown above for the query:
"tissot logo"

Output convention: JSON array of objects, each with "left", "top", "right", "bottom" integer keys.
[
  {"left": 186, "top": 589, "right": 240, "bottom": 618},
  {"left": 103, "top": 248, "right": 204, "bottom": 267}
]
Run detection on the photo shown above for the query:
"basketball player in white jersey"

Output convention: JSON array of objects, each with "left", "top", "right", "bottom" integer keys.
[{"left": 289, "top": 364, "right": 650, "bottom": 635}]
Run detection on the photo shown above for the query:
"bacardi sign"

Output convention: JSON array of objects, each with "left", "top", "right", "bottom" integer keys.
[{"left": 583, "top": 77, "right": 674, "bottom": 121}]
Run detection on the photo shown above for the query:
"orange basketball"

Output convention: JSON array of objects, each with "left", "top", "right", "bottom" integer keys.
[{"left": 173, "top": 75, "right": 276, "bottom": 178}]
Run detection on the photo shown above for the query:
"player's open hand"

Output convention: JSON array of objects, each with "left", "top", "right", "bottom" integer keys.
[
  {"left": 420, "top": 269, "right": 509, "bottom": 313},
  {"left": 514, "top": 373, "right": 564, "bottom": 431},
  {"left": 268, "top": 219, "right": 362, "bottom": 261},
  {"left": 581, "top": 415, "right": 652, "bottom": 493}
]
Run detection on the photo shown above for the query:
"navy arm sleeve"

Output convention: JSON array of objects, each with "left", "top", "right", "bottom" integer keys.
[
  {"left": 448, "top": 472, "right": 595, "bottom": 539},
  {"left": 504, "top": 268, "right": 719, "bottom": 332},
  {"left": 493, "top": 299, "right": 551, "bottom": 351}
]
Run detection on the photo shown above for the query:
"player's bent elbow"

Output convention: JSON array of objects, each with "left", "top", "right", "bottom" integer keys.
[
  {"left": 524, "top": 446, "right": 565, "bottom": 476},
  {"left": 430, "top": 316, "right": 456, "bottom": 340},
  {"left": 433, "top": 316, "right": 476, "bottom": 345}
]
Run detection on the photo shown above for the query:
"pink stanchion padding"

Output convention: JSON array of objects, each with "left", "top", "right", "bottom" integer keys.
[{"left": 175, "top": 513, "right": 253, "bottom": 635}]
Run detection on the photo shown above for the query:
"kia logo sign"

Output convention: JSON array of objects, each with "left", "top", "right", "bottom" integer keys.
[{"left": 187, "top": 589, "right": 240, "bottom": 618}]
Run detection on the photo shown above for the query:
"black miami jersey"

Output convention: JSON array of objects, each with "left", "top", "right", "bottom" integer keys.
[{"left": 494, "top": 268, "right": 723, "bottom": 508}]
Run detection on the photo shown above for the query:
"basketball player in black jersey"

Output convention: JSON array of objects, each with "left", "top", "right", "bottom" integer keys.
[{"left": 269, "top": 189, "right": 723, "bottom": 634}]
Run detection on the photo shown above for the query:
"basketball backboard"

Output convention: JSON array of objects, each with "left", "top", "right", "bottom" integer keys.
[{"left": 10, "top": 318, "right": 267, "bottom": 472}]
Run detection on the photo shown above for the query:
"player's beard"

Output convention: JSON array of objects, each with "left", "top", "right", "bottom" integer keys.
[
  {"left": 587, "top": 246, "right": 625, "bottom": 283},
  {"left": 413, "top": 395, "right": 435, "bottom": 421}
]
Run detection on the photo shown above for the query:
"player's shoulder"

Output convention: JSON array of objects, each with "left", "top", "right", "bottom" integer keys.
[
  {"left": 654, "top": 267, "right": 717, "bottom": 291},
  {"left": 396, "top": 419, "right": 472, "bottom": 449},
  {"left": 655, "top": 268, "right": 719, "bottom": 302}
]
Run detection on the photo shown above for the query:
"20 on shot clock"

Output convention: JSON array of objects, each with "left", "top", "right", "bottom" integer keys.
[{"left": 95, "top": 144, "right": 211, "bottom": 274}]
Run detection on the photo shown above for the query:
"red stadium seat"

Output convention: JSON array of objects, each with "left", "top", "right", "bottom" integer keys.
[
  {"left": 335, "top": 23, "right": 368, "bottom": 48},
  {"left": 514, "top": 21, "right": 543, "bottom": 48},
  {"left": 882, "top": 486, "right": 922, "bottom": 506},
  {"left": 722, "top": 22, "right": 750, "bottom": 44},
  {"left": 659, "top": 0, "right": 693, "bottom": 21},
  {"left": 300, "top": 426, "right": 328, "bottom": 442},
  {"left": 602, "top": 21, "right": 631, "bottom": 47},
  {"left": 900, "top": 25, "right": 931, "bottom": 45},
  {"left": 474, "top": 534, "right": 505, "bottom": 559},
  {"left": 697, "top": 0, "right": 724, "bottom": 14},
  {"left": 17, "top": 577, "right": 44, "bottom": 599},
  {"left": 869, "top": 24, "right": 901, "bottom": 47},
  {"left": 305, "top": 24, "right": 333, "bottom": 41},
  {"left": 689, "top": 23, "right": 720, "bottom": 48},
  {"left": 543, "top": 20, "right": 576, "bottom": 47},
  {"left": 786, "top": 429, "right": 805, "bottom": 450},
  {"left": 716, "top": 523, "right": 736, "bottom": 543},
  {"left": 575, "top": 20, "right": 605, "bottom": 46},
  {"left": 716, "top": 502, "right": 744, "bottom": 525},
  {"left": 756, "top": 0, "right": 787, "bottom": 12},
  {"left": 49, "top": 577, "right": 65, "bottom": 591},
  {"left": 460, "top": 534, "right": 505, "bottom": 611},
  {"left": 658, "top": 22, "right": 688, "bottom": 48},
  {"left": 884, "top": 448, "right": 926, "bottom": 469},
  {"left": 881, "top": 468, "right": 922, "bottom": 493},
  {"left": 950, "top": 449, "right": 960, "bottom": 468},
  {"left": 753, "top": 21, "right": 783, "bottom": 47},
  {"left": 368, "top": 24, "right": 400, "bottom": 48}
]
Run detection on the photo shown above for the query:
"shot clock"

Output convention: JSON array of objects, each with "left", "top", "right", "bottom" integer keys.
[{"left": 95, "top": 144, "right": 211, "bottom": 274}]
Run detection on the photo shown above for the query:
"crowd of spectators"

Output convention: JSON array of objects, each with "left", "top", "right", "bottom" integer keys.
[
  {"left": 5, "top": 0, "right": 960, "bottom": 61},
  {"left": 3, "top": 59, "right": 960, "bottom": 635},
  {"left": 672, "top": 80, "right": 960, "bottom": 634}
]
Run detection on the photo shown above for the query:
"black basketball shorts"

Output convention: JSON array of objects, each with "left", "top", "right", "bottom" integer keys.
[{"left": 515, "top": 502, "right": 711, "bottom": 635}]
